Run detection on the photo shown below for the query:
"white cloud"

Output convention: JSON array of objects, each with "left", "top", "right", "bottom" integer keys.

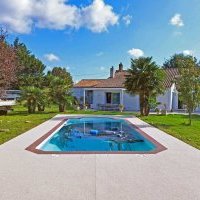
[
  {"left": 183, "top": 50, "right": 194, "bottom": 56},
  {"left": 81, "top": 0, "right": 119, "bottom": 33},
  {"left": 170, "top": 14, "right": 184, "bottom": 27},
  {"left": 122, "top": 15, "right": 132, "bottom": 26},
  {"left": 128, "top": 48, "right": 144, "bottom": 58},
  {"left": 0, "top": 0, "right": 119, "bottom": 34},
  {"left": 0, "top": 0, "right": 33, "bottom": 33},
  {"left": 34, "top": 0, "right": 80, "bottom": 30},
  {"left": 44, "top": 53, "right": 60, "bottom": 61}
]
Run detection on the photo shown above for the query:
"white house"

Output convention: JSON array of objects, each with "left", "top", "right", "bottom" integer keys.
[{"left": 72, "top": 63, "right": 181, "bottom": 111}]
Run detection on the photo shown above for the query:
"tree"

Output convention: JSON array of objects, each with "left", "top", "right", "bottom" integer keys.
[
  {"left": 47, "top": 67, "right": 73, "bottom": 87},
  {"left": 0, "top": 29, "right": 18, "bottom": 96},
  {"left": 163, "top": 53, "right": 199, "bottom": 69},
  {"left": 37, "top": 88, "right": 50, "bottom": 112},
  {"left": 13, "top": 38, "right": 46, "bottom": 88},
  {"left": 20, "top": 86, "right": 42, "bottom": 113},
  {"left": 177, "top": 58, "right": 200, "bottom": 125},
  {"left": 47, "top": 67, "right": 73, "bottom": 112},
  {"left": 125, "top": 57, "right": 164, "bottom": 116},
  {"left": 20, "top": 86, "right": 50, "bottom": 113},
  {"left": 13, "top": 38, "right": 48, "bottom": 112},
  {"left": 49, "top": 76, "right": 73, "bottom": 112}
]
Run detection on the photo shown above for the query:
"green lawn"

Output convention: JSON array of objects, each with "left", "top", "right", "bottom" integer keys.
[
  {"left": 0, "top": 105, "right": 136, "bottom": 145},
  {"left": 141, "top": 114, "right": 200, "bottom": 150},
  {"left": 1, "top": 105, "right": 200, "bottom": 150},
  {"left": 0, "top": 105, "right": 57, "bottom": 144}
]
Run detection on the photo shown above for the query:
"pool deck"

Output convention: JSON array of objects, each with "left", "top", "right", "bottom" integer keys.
[{"left": 0, "top": 114, "right": 200, "bottom": 200}]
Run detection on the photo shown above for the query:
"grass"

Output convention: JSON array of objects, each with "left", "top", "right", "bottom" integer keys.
[
  {"left": 0, "top": 105, "right": 58, "bottom": 145},
  {"left": 1, "top": 105, "right": 200, "bottom": 150},
  {"left": 0, "top": 105, "right": 136, "bottom": 145},
  {"left": 64, "top": 110, "right": 136, "bottom": 116},
  {"left": 141, "top": 114, "right": 200, "bottom": 150}
]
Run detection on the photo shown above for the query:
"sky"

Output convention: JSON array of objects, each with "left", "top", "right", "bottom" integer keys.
[{"left": 1, "top": 0, "right": 200, "bottom": 82}]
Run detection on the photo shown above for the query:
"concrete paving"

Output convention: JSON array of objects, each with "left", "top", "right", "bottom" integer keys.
[{"left": 0, "top": 114, "right": 200, "bottom": 200}]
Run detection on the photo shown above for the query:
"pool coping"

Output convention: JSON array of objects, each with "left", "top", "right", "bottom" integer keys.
[{"left": 25, "top": 117, "right": 167, "bottom": 154}]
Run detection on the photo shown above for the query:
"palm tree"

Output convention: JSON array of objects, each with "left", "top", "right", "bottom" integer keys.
[
  {"left": 125, "top": 57, "right": 164, "bottom": 116},
  {"left": 37, "top": 88, "right": 50, "bottom": 111},
  {"left": 49, "top": 76, "right": 73, "bottom": 112},
  {"left": 20, "top": 86, "right": 42, "bottom": 113}
]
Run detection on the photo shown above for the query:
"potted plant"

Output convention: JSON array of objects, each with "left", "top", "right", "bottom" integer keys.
[
  {"left": 119, "top": 104, "right": 124, "bottom": 112},
  {"left": 161, "top": 103, "right": 167, "bottom": 115},
  {"left": 155, "top": 107, "right": 160, "bottom": 115},
  {"left": 83, "top": 104, "right": 88, "bottom": 110},
  {"left": 73, "top": 97, "right": 80, "bottom": 111},
  {"left": 75, "top": 105, "right": 80, "bottom": 111}
]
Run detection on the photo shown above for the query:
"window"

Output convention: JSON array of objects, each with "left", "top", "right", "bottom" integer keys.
[
  {"left": 112, "top": 93, "right": 120, "bottom": 104},
  {"left": 106, "top": 93, "right": 112, "bottom": 104},
  {"left": 85, "top": 90, "right": 93, "bottom": 104},
  {"left": 106, "top": 92, "right": 120, "bottom": 104}
]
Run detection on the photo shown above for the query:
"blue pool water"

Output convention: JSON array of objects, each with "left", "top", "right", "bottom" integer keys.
[{"left": 39, "top": 117, "right": 156, "bottom": 152}]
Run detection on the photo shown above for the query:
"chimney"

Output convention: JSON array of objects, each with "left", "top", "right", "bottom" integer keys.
[
  {"left": 119, "top": 62, "right": 123, "bottom": 72},
  {"left": 110, "top": 66, "right": 115, "bottom": 78}
]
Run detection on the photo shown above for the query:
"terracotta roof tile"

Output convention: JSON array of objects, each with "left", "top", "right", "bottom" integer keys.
[
  {"left": 74, "top": 68, "right": 179, "bottom": 89},
  {"left": 163, "top": 68, "right": 179, "bottom": 88},
  {"left": 94, "top": 71, "right": 129, "bottom": 88},
  {"left": 73, "top": 79, "right": 105, "bottom": 88}
]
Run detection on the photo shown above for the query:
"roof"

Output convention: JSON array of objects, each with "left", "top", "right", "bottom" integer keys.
[
  {"left": 73, "top": 79, "right": 105, "bottom": 88},
  {"left": 74, "top": 68, "right": 179, "bottom": 89},
  {"left": 93, "top": 71, "right": 129, "bottom": 88},
  {"left": 163, "top": 68, "right": 179, "bottom": 88}
]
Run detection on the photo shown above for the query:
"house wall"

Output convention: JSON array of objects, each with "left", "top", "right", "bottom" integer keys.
[
  {"left": 156, "top": 84, "right": 178, "bottom": 111},
  {"left": 92, "top": 90, "right": 141, "bottom": 110},
  {"left": 72, "top": 88, "right": 84, "bottom": 100},
  {"left": 123, "top": 92, "right": 140, "bottom": 111},
  {"left": 93, "top": 90, "right": 106, "bottom": 109},
  {"left": 195, "top": 107, "right": 200, "bottom": 112},
  {"left": 157, "top": 89, "right": 171, "bottom": 110},
  {"left": 72, "top": 88, "right": 106, "bottom": 109},
  {"left": 73, "top": 86, "right": 185, "bottom": 112},
  {"left": 72, "top": 88, "right": 140, "bottom": 111},
  {"left": 171, "top": 84, "right": 179, "bottom": 110}
]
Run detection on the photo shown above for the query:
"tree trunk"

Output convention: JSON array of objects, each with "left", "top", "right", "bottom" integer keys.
[
  {"left": 59, "top": 104, "right": 65, "bottom": 112},
  {"left": 27, "top": 99, "right": 36, "bottom": 113},
  {"left": 144, "top": 93, "right": 150, "bottom": 116},
  {"left": 0, "top": 110, "right": 8, "bottom": 115},
  {"left": 145, "top": 105, "right": 150, "bottom": 116},
  {"left": 28, "top": 105, "right": 32, "bottom": 114},
  {"left": 188, "top": 110, "right": 192, "bottom": 125},
  {"left": 28, "top": 104, "right": 36, "bottom": 113},
  {"left": 139, "top": 93, "right": 144, "bottom": 116},
  {"left": 38, "top": 104, "right": 45, "bottom": 112}
]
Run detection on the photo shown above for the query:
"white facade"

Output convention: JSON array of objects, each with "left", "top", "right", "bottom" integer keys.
[
  {"left": 156, "top": 83, "right": 179, "bottom": 111},
  {"left": 72, "top": 87, "right": 139, "bottom": 111},
  {"left": 72, "top": 84, "right": 181, "bottom": 112},
  {"left": 123, "top": 92, "right": 140, "bottom": 111}
]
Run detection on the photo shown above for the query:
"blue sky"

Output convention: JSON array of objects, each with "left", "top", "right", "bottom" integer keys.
[{"left": 1, "top": 0, "right": 200, "bottom": 82}]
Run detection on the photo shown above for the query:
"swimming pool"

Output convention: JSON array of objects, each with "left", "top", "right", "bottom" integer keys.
[{"left": 26, "top": 117, "right": 166, "bottom": 154}]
